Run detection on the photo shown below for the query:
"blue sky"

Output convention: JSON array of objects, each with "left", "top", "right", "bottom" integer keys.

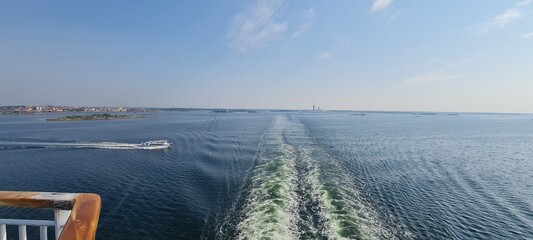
[{"left": 1, "top": 0, "right": 532, "bottom": 112}]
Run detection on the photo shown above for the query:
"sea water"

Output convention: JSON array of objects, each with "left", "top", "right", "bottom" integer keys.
[{"left": 0, "top": 111, "right": 532, "bottom": 239}]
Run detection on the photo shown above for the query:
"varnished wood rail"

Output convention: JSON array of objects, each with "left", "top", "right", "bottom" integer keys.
[{"left": 0, "top": 191, "right": 101, "bottom": 240}]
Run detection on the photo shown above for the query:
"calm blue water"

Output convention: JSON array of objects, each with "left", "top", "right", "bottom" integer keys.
[{"left": 0, "top": 111, "right": 532, "bottom": 239}]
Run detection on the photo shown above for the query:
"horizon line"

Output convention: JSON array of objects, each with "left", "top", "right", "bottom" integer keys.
[{"left": 1, "top": 104, "right": 531, "bottom": 115}]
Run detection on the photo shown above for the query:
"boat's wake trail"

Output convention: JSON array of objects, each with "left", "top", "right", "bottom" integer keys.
[
  {"left": 0, "top": 141, "right": 160, "bottom": 150},
  {"left": 223, "top": 115, "right": 393, "bottom": 240}
]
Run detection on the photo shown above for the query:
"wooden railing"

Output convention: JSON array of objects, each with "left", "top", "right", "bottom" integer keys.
[{"left": 0, "top": 191, "right": 101, "bottom": 240}]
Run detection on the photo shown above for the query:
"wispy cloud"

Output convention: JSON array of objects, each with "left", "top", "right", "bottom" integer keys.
[
  {"left": 403, "top": 46, "right": 427, "bottom": 54},
  {"left": 291, "top": 23, "right": 311, "bottom": 39},
  {"left": 228, "top": 0, "right": 287, "bottom": 51},
  {"left": 316, "top": 36, "right": 351, "bottom": 60},
  {"left": 371, "top": 0, "right": 394, "bottom": 13},
  {"left": 491, "top": 9, "right": 522, "bottom": 28},
  {"left": 516, "top": 0, "right": 532, "bottom": 6},
  {"left": 523, "top": 32, "right": 533, "bottom": 38},
  {"left": 291, "top": 8, "right": 316, "bottom": 39},
  {"left": 476, "top": 1, "right": 529, "bottom": 36},
  {"left": 335, "top": 35, "right": 352, "bottom": 47},
  {"left": 403, "top": 59, "right": 470, "bottom": 86},
  {"left": 404, "top": 73, "right": 459, "bottom": 86},
  {"left": 319, "top": 52, "right": 333, "bottom": 60},
  {"left": 305, "top": 8, "right": 316, "bottom": 18},
  {"left": 387, "top": 11, "right": 403, "bottom": 22}
]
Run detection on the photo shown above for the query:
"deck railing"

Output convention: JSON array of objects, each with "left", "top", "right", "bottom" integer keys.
[{"left": 0, "top": 191, "right": 101, "bottom": 240}]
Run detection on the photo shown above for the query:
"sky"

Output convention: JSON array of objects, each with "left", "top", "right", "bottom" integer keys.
[{"left": 1, "top": 0, "right": 532, "bottom": 112}]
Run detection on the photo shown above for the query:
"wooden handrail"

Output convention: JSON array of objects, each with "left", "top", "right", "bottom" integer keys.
[
  {"left": 59, "top": 194, "right": 101, "bottom": 240},
  {"left": 0, "top": 191, "right": 77, "bottom": 209},
  {"left": 0, "top": 191, "right": 101, "bottom": 240}
]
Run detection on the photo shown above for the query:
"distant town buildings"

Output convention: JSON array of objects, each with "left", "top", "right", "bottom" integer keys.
[{"left": 0, "top": 105, "right": 157, "bottom": 114}]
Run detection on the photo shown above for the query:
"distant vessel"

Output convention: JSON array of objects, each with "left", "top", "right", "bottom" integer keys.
[{"left": 137, "top": 140, "right": 172, "bottom": 149}]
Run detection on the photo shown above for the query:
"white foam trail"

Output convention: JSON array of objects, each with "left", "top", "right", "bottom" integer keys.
[
  {"left": 0, "top": 141, "right": 166, "bottom": 150},
  {"left": 235, "top": 116, "right": 393, "bottom": 239},
  {"left": 237, "top": 116, "right": 300, "bottom": 239},
  {"left": 290, "top": 121, "right": 392, "bottom": 239}
]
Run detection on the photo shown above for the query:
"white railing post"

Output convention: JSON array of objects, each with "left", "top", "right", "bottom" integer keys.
[
  {"left": 1, "top": 224, "right": 6, "bottom": 240},
  {"left": 54, "top": 209, "right": 71, "bottom": 240},
  {"left": 18, "top": 225, "right": 27, "bottom": 240},
  {"left": 0, "top": 220, "right": 55, "bottom": 240},
  {"left": 40, "top": 226, "right": 48, "bottom": 240}
]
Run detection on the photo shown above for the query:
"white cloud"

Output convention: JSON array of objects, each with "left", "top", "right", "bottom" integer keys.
[
  {"left": 315, "top": 36, "right": 351, "bottom": 60},
  {"left": 523, "top": 32, "right": 533, "bottom": 38},
  {"left": 491, "top": 9, "right": 523, "bottom": 28},
  {"left": 516, "top": 0, "right": 532, "bottom": 6},
  {"left": 291, "top": 23, "right": 312, "bottom": 39},
  {"left": 476, "top": 1, "right": 529, "bottom": 36},
  {"left": 335, "top": 35, "right": 352, "bottom": 47},
  {"left": 387, "top": 11, "right": 403, "bottom": 22},
  {"left": 403, "top": 59, "right": 470, "bottom": 86},
  {"left": 228, "top": 0, "right": 288, "bottom": 51},
  {"left": 291, "top": 8, "right": 316, "bottom": 39},
  {"left": 371, "top": 0, "right": 394, "bottom": 13},
  {"left": 305, "top": 8, "right": 316, "bottom": 18},
  {"left": 320, "top": 52, "right": 333, "bottom": 59},
  {"left": 442, "top": 59, "right": 471, "bottom": 70},
  {"left": 404, "top": 73, "right": 459, "bottom": 86}
]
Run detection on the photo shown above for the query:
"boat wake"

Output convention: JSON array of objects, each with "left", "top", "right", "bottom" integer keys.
[
  {"left": 0, "top": 141, "right": 171, "bottom": 150},
  {"left": 219, "top": 115, "right": 393, "bottom": 239}
]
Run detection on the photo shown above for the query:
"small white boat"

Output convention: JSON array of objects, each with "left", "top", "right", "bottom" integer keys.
[{"left": 136, "top": 140, "right": 172, "bottom": 149}]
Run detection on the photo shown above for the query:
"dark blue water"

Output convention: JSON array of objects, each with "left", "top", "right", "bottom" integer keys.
[{"left": 1, "top": 112, "right": 532, "bottom": 239}]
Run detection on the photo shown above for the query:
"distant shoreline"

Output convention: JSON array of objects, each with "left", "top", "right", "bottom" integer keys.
[{"left": 46, "top": 113, "right": 146, "bottom": 121}]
